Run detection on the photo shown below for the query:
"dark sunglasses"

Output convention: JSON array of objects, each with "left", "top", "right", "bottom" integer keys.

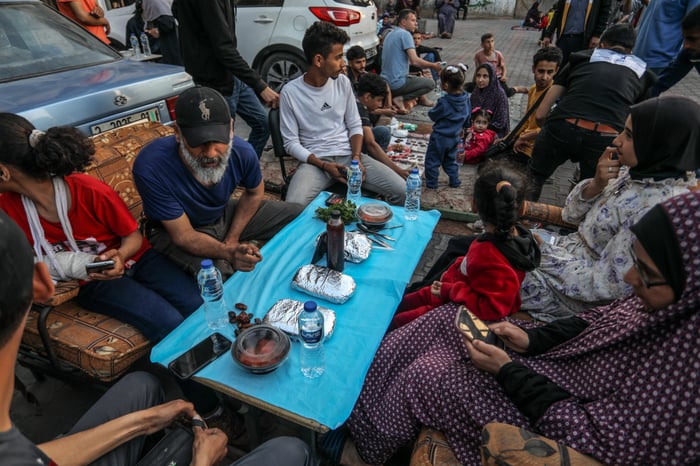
[{"left": 629, "top": 246, "right": 668, "bottom": 288}]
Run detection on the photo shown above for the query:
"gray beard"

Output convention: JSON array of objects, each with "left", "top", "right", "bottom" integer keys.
[{"left": 180, "top": 140, "right": 232, "bottom": 186}]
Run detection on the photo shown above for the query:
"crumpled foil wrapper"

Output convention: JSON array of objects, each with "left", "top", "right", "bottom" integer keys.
[
  {"left": 263, "top": 299, "right": 336, "bottom": 340},
  {"left": 291, "top": 264, "right": 356, "bottom": 304},
  {"left": 344, "top": 231, "right": 372, "bottom": 263},
  {"left": 315, "top": 231, "right": 372, "bottom": 263}
]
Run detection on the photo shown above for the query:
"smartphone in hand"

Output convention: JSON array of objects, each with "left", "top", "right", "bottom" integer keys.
[
  {"left": 455, "top": 306, "right": 491, "bottom": 341},
  {"left": 85, "top": 259, "right": 116, "bottom": 274}
]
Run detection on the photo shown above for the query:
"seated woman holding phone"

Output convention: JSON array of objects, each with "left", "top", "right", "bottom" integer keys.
[
  {"left": 520, "top": 96, "right": 700, "bottom": 321},
  {"left": 332, "top": 191, "right": 700, "bottom": 466},
  {"left": 0, "top": 113, "right": 202, "bottom": 343}
]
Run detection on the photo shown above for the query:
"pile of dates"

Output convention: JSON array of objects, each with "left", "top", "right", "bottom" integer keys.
[{"left": 228, "top": 303, "right": 262, "bottom": 336}]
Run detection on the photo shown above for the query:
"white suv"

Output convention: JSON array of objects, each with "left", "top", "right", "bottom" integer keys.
[{"left": 237, "top": 0, "right": 380, "bottom": 91}]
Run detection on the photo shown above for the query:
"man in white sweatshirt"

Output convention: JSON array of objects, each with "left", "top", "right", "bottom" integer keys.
[{"left": 280, "top": 21, "right": 406, "bottom": 206}]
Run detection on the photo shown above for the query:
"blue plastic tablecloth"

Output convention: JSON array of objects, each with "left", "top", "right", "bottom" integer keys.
[{"left": 151, "top": 193, "right": 440, "bottom": 429}]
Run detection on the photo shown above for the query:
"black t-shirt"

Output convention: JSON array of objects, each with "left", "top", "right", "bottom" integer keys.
[
  {"left": 549, "top": 48, "right": 657, "bottom": 130},
  {"left": 0, "top": 427, "right": 54, "bottom": 465}
]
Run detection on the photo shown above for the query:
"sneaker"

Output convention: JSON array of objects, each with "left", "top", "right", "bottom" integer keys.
[
  {"left": 449, "top": 180, "right": 462, "bottom": 188},
  {"left": 467, "top": 219, "right": 484, "bottom": 232}
]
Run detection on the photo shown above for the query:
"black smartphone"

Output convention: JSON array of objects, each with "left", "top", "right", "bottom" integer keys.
[
  {"left": 455, "top": 306, "right": 491, "bottom": 342},
  {"left": 169, "top": 333, "right": 232, "bottom": 379},
  {"left": 325, "top": 193, "right": 345, "bottom": 206},
  {"left": 85, "top": 260, "right": 116, "bottom": 273},
  {"left": 455, "top": 306, "right": 505, "bottom": 348}
]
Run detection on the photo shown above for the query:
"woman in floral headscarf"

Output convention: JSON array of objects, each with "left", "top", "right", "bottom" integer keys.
[
  {"left": 520, "top": 95, "right": 700, "bottom": 321},
  {"left": 337, "top": 191, "right": 700, "bottom": 466},
  {"left": 469, "top": 63, "right": 509, "bottom": 138}
]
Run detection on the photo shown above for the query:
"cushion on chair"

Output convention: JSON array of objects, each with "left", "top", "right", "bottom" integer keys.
[
  {"left": 480, "top": 423, "right": 603, "bottom": 466},
  {"left": 22, "top": 301, "right": 151, "bottom": 382},
  {"left": 410, "top": 427, "right": 461, "bottom": 466}
]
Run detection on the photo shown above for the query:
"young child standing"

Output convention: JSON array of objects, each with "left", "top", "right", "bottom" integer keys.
[
  {"left": 424, "top": 64, "right": 470, "bottom": 189},
  {"left": 463, "top": 107, "right": 497, "bottom": 164},
  {"left": 474, "top": 33, "right": 521, "bottom": 97},
  {"left": 392, "top": 162, "right": 541, "bottom": 328}
]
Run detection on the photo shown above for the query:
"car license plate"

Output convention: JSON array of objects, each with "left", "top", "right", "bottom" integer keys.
[
  {"left": 366, "top": 47, "right": 377, "bottom": 59},
  {"left": 90, "top": 108, "right": 160, "bottom": 135}
]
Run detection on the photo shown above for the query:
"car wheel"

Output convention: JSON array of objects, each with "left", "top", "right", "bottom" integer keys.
[{"left": 260, "top": 52, "right": 306, "bottom": 92}]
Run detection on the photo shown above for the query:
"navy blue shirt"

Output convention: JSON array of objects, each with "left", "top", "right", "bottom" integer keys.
[{"left": 133, "top": 135, "right": 262, "bottom": 227}]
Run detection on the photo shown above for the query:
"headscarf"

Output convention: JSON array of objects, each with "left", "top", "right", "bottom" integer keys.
[
  {"left": 469, "top": 63, "right": 510, "bottom": 138},
  {"left": 142, "top": 0, "right": 173, "bottom": 22},
  {"left": 515, "top": 191, "right": 700, "bottom": 464},
  {"left": 628, "top": 96, "right": 700, "bottom": 181},
  {"left": 630, "top": 203, "right": 685, "bottom": 300}
]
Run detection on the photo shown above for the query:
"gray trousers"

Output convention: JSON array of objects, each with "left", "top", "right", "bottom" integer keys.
[
  {"left": 286, "top": 154, "right": 406, "bottom": 207},
  {"left": 147, "top": 199, "right": 303, "bottom": 278},
  {"left": 391, "top": 75, "right": 435, "bottom": 100},
  {"left": 67, "top": 372, "right": 163, "bottom": 466},
  {"left": 67, "top": 373, "right": 317, "bottom": 466}
]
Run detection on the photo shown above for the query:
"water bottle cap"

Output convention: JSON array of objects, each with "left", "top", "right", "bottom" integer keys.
[
  {"left": 200, "top": 259, "right": 214, "bottom": 268},
  {"left": 304, "top": 301, "right": 317, "bottom": 312},
  {"left": 410, "top": 168, "right": 419, "bottom": 174},
  {"left": 330, "top": 210, "right": 341, "bottom": 218},
  {"left": 351, "top": 160, "right": 359, "bottom": 166}
]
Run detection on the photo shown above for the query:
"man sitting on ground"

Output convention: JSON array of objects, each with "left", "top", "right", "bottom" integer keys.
[
  {"left": 356, "top": 73, "right": 411, "bottom": 179},
  {"left": 380, "top": 9, "right": 442, "bottom": 113},
  {"left": 0, "top": 210, "right": 316, "bottom": 466},
  {"left": 280, "top": 21, "right": 406, "bottom": 206},
  {"left": 134, "top": 86, "right": 302, "bottom": 278}
]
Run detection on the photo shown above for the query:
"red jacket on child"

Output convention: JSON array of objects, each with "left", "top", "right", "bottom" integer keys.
[{"left": 463, "top": 129, "right": 497, "bottom": 164}]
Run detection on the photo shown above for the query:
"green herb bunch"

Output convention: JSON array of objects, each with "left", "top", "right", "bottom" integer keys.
[{"left": 315, "top": 200, "right": 358, "bottom": 224}]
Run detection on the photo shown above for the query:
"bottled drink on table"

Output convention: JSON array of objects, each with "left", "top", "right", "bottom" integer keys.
[
  {"left": 404, "top": 167, "right": 421, "bottom": 221},
  {"left": 139, "top": 32, "right": 151, "bottom": 56},
  {"left": 299, "top": 301, "right": 325, "bottom": 378},
  {"left": 129, "top": 33, "right": 142, "bottom": 59},
  {"left": 347, "top": 159, "right": 362, "bottom": 203},
  {"left": 197, "top": 259, "right": 228, "bottom": 330},
  {"left": 326, "top": 210, "right": 345, "bottom": 272}
]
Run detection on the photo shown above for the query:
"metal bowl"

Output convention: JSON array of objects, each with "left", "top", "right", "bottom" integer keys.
[
  {"left": 357, "top": 202, "right": 394, "bottom": 228},
  {"left": 231, "top": 325, "right": 290, "bottom": 374}
]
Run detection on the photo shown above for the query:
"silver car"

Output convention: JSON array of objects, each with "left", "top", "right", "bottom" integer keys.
[{"left": 0, "top": 0, "right": 193, "bottom": 134}]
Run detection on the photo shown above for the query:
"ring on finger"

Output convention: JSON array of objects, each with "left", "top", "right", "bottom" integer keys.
[{"left": 608, "top": 166, "right": 613, "bottom": 173}]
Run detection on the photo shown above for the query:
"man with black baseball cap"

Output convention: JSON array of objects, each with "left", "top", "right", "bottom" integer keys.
[{"left": 134, "top": 86, "right": 302, "bottom": 278}]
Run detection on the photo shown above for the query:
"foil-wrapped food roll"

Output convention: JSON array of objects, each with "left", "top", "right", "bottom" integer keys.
[
  {"left": 263, "top": 299, "right": 336, "bottom": 340},
  {"left": 291, "top": 264, "right": 356, "bottom": 304}
]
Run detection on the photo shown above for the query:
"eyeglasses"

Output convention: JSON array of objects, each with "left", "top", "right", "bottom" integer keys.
[{"left": 629, "top": 246, "right": 668, "bottom": 288}]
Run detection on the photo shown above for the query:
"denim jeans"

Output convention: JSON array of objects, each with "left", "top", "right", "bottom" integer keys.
[
  {"left": 422, "top": 52, "right": 440, "bottom": 81},
  {"left": 370, "top": 125, "right": 391, "bottom": 151},
  {"left": 286, "top": 153, "right": 406, "bottom": 206},
  {"left": 527, "top": 118, "right": 615, "bottom": 201},
  {"left": 225, "top": 77, "right": 270, "bottom": 158},
  {"left": 77, "top": 248, "right": 202, "bottom": 342}
]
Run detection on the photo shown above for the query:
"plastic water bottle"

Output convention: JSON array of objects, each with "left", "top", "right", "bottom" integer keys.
[
  {"left": 404, "top": 168, "right": 421, "bottom": 221},
  {"left": 456, "top": 140, "right": 465, "bottom": 166},
  {"left": 139, "top": 32, "right": 151, "bottom": 57},
  {"left": 197, "top": 259, "right": 228, "bottom": 330},
  {"left": 298, "top": 301, "right": 325, "bottom": 378},
  {"left": 129, "top": 33, "right": 141, "bottom": 59},
  {"left": 347, "top": 159, "right": 362, "bottom": 202}
]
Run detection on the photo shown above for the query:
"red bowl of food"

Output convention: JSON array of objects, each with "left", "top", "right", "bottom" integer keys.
[
  {"left": 357, "top": 202, "right": 394, "bottom": 228},
  {"left": 232, "top": 325, "right": 290, "bottom": 374}
]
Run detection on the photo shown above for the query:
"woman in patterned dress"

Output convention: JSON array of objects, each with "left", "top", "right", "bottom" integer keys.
[
  {"left": 342, "top": 190, "right": 700, "bottom": 466},
  {"left": 520, "top": 96, "right": 700, "bottom": 321}
]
